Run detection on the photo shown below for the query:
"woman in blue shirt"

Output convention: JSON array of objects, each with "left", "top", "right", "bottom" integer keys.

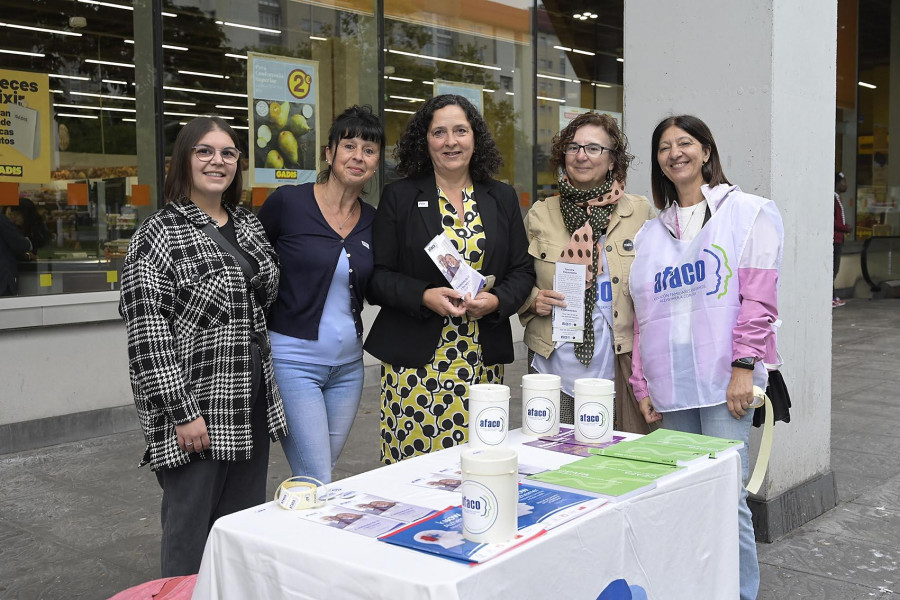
[{"left": 258, "top": 105, "right": 384, "bottom": 483}]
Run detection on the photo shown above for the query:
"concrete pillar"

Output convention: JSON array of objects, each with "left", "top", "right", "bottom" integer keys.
[{"left": 624, "top": 1, "right": 838, "bottom": 541}]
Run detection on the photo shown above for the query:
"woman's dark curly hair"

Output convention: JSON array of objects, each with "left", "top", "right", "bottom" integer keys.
[
  {"left": 393, "top": 94, "right": 502, "bottom": 182},
  {"left": 164, "top": 116, "right": 243, "bottom": 209},
  {"left": 550, "top": 112, "right": 633, "bottom": 185}
]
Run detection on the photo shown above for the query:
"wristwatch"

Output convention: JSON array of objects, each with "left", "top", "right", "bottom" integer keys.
[{"left": 731, "top": 357, "right": 757, "bottom": 370}]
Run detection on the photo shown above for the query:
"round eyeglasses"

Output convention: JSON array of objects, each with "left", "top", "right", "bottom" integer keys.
[
  {"left": 192, "top": 144, "right": 241, "bottom": 164},
  {"left": 564, "top": 143, "right": 614, "bottom": 158}
]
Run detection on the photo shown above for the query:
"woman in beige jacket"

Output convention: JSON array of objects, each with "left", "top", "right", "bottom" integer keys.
[{"left": 519, "top": 112, "right": 653, "bottom": 433}]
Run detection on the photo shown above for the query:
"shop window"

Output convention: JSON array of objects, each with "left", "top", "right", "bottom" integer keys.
[
  {"left": 0, "top": 0, "right": 378, "bottom": 299},
  {"left": 383, "top": 0, "right": 533, "bottom": 201},
  {"left": 534, "top": 1, "right": 624, "bottom": 198},
  {"left": 849, "top": 0, "right": 897, "bottom": 240}
]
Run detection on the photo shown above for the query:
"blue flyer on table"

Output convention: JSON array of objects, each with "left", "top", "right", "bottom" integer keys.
[{"left": 378, "top": 484, "right": 605, "bottom": 564}]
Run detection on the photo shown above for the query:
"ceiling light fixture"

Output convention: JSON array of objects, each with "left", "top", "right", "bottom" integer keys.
[
  {"left": 53, "top": 103, "right": 136, "bottom": 113},
  {"left": 388, "top": 49, "right": 501, "bottom": 71},
  {"left": 215, "top": 20, "right": 280, "bottom": 35},
  {"left": 164, "top": 111, "right": 234, "bottom": 120},
  {"left": 537, "top": 73, "right": 574, "bottom": 83},
  {"left": 71, "top": 91, "right": 135, "bottom": 101},
  {"left": 163, "top": 85, "right": 248, "bottom": 99},
  {"left": 0, "top": 48, "right": 44, "bottom": 57},
  {"left": 85, "top": 59, "right": 135, "bottom": 68},
  {"left": 49, "top": 74, "right": 90, "bottom": 81},
  {"left": 178, "top": 70, "right": 228, "bottom": 79},
  {"left": 0, "top": 22, "right": 82, "bottom": 36}
]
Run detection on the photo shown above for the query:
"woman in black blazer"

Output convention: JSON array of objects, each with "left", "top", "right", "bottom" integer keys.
[{"left": 365, "top": 95, "right": 534, "bottom": 463}]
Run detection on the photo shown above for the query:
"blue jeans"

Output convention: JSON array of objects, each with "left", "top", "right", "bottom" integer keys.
[
  {"left": 662, "top": 404, "right": 759, "bottom": 600},
  {"left": 273, "top": 358, "right": 365, "bottom": 484}
]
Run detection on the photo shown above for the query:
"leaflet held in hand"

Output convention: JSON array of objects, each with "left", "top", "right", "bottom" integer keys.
[
  {"left": 552, "top": 262, "right": 586, "bottom": 342},
  {"left": 425, "top": 233, "right": 485, "bottom": 298}
]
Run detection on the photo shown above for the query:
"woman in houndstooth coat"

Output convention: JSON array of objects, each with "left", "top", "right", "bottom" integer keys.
[{"left": 119, "top": 117, "right": 287, "bottom": 577}]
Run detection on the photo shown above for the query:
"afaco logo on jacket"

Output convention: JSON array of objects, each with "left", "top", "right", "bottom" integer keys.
[{"left": 653, "top": 244, "right": 732, "bottom": 301}]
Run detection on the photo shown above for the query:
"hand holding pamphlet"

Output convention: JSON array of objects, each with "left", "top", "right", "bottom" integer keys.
[
  {"left": 552, "top": 262, "right": 586, "bottom": 342},
  {"left": 425, "top": 233, "right": 485, "bottom": 298}
]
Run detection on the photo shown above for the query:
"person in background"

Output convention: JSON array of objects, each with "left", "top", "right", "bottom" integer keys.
[
  {"left": 6, "top": 198, "right": 52, "bottom": 253},
  {"left": 630, "top": 115, "right": 784, "bottom": 600},
  {"left": 518, "top": 112, "right": 654, "bottom": 433},
  {"left": 119, "top": 116, "right": 287, "bottom": 576},
  {"left": 365, "top": 94, "right": 534, "bottom": 463},
  {"left": 258, "top": 105, "right": 384, "bottom": 484},
  {"left": 833, "top": 172, "right": 851, "bottom": 307},
  {"left": 0, "top": 209, "right": 32, "bottom": 296}
]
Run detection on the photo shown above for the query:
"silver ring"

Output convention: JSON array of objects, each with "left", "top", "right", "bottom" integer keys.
[{"left": 186, "top": 442, "right": 194, "bottom": 446}]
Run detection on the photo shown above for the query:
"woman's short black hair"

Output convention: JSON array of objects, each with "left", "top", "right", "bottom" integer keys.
[
  {"left": 164, "top": 116, "right": 243, "bottom": 209},
  {"left": 650, "top": 115, "right": 730, "bottom": 210},
  {"left": 393, "top": 94, "right": 502, "bottom": 182},
  {"left": 318, "top": 105, "right": 385, "bottom": 184},
  {"left": 550, "top": 112, "right": 633, "bottom": 185}
]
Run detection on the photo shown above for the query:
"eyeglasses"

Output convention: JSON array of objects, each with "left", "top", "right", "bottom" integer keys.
[
  {"left": 564, "top": 143, "right": 614, "bottom": 158},
  {"left": 192, "top": 144, "right": 241, "bottom": 164}
]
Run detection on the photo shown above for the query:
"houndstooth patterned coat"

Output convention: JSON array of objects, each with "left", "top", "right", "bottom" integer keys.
[{"left": 119, "top": 200, "right": 288, "bottom": 471}]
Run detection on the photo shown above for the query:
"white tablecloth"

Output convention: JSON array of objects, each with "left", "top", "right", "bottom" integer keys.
[{"left": 194, "top": 430, "right": 740, "bottom": 600}]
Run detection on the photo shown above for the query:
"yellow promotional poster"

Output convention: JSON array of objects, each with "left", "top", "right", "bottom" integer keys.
[
  {"left": 247, "top": 53, "right": 320, "bottom": 188},
  {"left": 0, "top": 69, "right": 51, "bottom": 184}
]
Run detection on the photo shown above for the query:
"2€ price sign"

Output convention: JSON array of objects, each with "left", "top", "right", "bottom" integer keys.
[{"left": 288, "top": 69, "right": 311, "bottom": 100}]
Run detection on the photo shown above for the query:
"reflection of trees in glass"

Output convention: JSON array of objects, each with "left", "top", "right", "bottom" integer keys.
[{"left": 384, "top": 23, "right": 523, "bottom": 184}]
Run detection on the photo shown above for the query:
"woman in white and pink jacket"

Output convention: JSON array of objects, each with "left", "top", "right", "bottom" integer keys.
[{"left": 629, "top": 115, "right": 783, "bottom": 600}]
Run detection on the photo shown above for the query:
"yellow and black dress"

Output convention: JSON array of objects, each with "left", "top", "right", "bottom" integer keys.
[{"left": 380, "top": 186, "right": 503, "bottom": 464}]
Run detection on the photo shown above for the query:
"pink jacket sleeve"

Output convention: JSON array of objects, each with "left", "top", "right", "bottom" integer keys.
[
  {"left": 629, "top": 315, "right": 650, "bottom": 400},
  {"left": 733, "top": 204, "right": 783, "bottom": 363}
]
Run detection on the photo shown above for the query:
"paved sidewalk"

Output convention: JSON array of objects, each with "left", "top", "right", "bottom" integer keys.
[{"left": 0, "top": 299, "right": 897, "bottom": 599}]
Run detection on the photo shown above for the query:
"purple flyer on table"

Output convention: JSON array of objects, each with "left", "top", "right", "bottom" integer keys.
[{"left": 523, "top": 427, "right": 625, "bottom": 457}]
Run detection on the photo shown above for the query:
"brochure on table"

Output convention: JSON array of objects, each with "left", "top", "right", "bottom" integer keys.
[
  {"left": 639, "top": 428, "right": 743, "bottom": 458},
  {"left": 527, "top": 455, "right": 682, "bottom": 501},
  {"left": 326, "top": 490, "right": 436, "bottom": 523},
  {"left": 379, "top": 483, "right": 606, "bottom": 564},
  {"left": 523, "top": 426, "right": 625, "bottom": 457},
  {"left": 295, "top": 505, "right": 405, "bottom": 538},
  {"left": 593, "top": 439, "right": 711, "bottom": 467}
]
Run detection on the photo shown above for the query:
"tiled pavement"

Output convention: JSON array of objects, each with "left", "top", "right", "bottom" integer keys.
[{"left": 1, "top": 299, "right": 897, "bottom": 599}]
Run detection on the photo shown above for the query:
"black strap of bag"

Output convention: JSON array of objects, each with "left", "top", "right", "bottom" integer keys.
[
  {"left": 199, "top": 221, "right": 264, "bottom": 299},
  {"left": 199, "top": 220, "right": 270, "bottom": 400}
]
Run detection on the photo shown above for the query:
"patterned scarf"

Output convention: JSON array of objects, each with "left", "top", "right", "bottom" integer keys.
[{"left": 558, "top": 170, "right": 624, "bottom": 366}]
